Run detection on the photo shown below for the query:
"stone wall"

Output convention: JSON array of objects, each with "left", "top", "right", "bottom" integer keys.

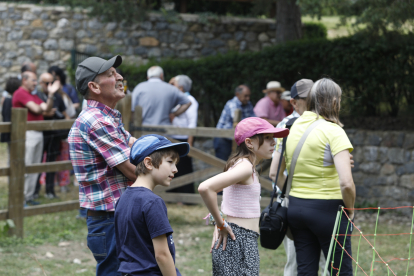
[
  {"left": 0, "top": 2, "right": 276, "bottom": 88},
  {"left": 347, "top": 130, "right": 414, "bottom": 212}
]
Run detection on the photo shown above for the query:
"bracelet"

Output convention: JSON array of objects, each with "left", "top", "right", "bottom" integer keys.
[
  {"left": 203, "top": 212, "right": 223, "bottom": 225},
  {"left": 217, "top": 218, "right": 228, "bottom": 231}
]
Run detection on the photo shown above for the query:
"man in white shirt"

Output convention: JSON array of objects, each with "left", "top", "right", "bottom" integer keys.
[{"left": 169, "top": 75, "right": 199, "bottom": 194}]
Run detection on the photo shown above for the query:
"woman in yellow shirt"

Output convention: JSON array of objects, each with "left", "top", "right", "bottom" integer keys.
[{"left": 285, "top": 78, "right": 356, "bottom": 276}]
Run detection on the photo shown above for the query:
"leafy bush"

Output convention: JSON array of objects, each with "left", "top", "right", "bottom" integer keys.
[
  {"left": 302, "top": 22, "right": 327, "bottom": 40},
  {"left": 121, "top": 33, "right": 414, "bottom": 127}
]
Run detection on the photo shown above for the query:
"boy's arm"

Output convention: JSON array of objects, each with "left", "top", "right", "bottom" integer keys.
[{"left": 152, "top": 234, "right": 177, "bottom": 276}]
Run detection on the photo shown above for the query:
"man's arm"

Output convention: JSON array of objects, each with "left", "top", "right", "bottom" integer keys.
[
  {"left": 152, "top": 235, "right": 177, "bottom": 276},
  {"left": 173, "top": 101, "right": 191, "bottom": 117},
  {"left": 115, "top": 160, "right": 137, "bottom": 183}
]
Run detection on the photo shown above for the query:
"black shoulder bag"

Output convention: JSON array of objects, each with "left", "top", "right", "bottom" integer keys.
[{"left": 259, "top": 118, "right": 325, "bottom": 250}]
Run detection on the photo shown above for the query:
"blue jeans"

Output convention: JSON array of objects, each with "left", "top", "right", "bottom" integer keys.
[
  {"left": 213, "top": 137, "right": 232, "bottom": 161},
  {"left": 86, "top": 212, "right": 121, "bottom": 276}
]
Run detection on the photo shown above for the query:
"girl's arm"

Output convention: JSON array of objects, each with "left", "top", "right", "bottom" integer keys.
[
  {"left": 334, "top": 150, "right": 356, "bottom": 220},
  {"left": 198, "top": 159, "right": 253, "bottom": 249}
]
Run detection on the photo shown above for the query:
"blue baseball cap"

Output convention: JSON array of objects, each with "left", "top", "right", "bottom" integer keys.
[{"left": 130, "top": 134, "right": 190, "bottom": 166}]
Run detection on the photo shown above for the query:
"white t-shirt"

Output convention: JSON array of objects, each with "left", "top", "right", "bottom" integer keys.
[{"left": 171, "top": 95, "right": 199, "bottom": 140}]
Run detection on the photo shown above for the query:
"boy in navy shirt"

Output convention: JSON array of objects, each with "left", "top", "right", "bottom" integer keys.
[{"left": 115, "top": 134, "right": 190, "bottom": 276}]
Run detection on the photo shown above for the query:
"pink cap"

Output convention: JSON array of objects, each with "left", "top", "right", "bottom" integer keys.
[{"left": 234, "top": 117, "right": 289, "bottom": 146}]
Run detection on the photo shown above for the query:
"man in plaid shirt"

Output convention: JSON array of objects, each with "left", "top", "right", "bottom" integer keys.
[{"left": 68, "top": 55, "right": 137, "bottom": 276}]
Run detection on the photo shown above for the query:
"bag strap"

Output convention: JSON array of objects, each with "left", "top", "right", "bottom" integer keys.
[{"left": 284, "top": 119, "right": 325, "bottom": 197}]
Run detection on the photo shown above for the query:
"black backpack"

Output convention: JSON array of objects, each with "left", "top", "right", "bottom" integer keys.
[{"left": 259, "top": 117, "right": 297, "bottom": 250}]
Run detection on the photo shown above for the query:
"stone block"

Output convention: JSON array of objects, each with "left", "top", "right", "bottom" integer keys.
[
  {"left": 156, "top": 22, "right": 168, "bottom": 30},
  {"left": 385, "top": 186, "right": 406, "bottom": 200},
  {"left": 44, "top": 20, "right": 56, "bottom": 29},
  {"left": 218, "top": 48, "right": 228, "bottom": 54},
  {"left": 258, "top": 32, "right": 269, "bottom": 42},
  {"left": 7, "top": 31, "right": 23, "bottom": 41},
  {"left": 139, "top": 37, "right": 159, "bottom": 47},
  {"left": 71, "top": 21, "right": 81, "bottom": 29},
  {"left": 5, "top": 51, "right": 17, "bottom": 59},
  {"left": 140, "top": 21, "right": 152, "bottom": 30},
  {"left": 0, "top": 59, "right": 12, "bottom": 68},
  {"left": 366, "top": 133, "right": 382, "bottom": 146},
  {"left": 31, "top": 19, "right": 43, "bottom": 27},
  {"left": 403, "top": 133, "right": 414, "bottom": 150},
  {"left": 239, "top": 41, "right": 247, "bottom": 51},
  {"left": 356, "top": 185, "right": 369, "bottom": 197},
  {"left": 59, "top": 38, "right": 74, "bottom": 51},
  {"left": 115, "top": 31, "right": 128, "bottom": 39},
  {"left": 387, "top": 148, "right": 405, "bottom": 164},
  {"left": 359, "top": 162, "right": 381, "bottom": 174},
  {"left": 381, "top": 132, "right": 405, "bottom": 147},
  {"left": 399, "top": 174, "right": 414, "bottom": 189},
  {"left": 363, "top": 176, "right": 385, "bottom": 186},
  {"left": 106, "top": 22, "right": 117, "bottom": 31},
  {"left": 175, "top": 43, "right": 189, "bottom": 50},
  {"left": 43, "top": 50, "right": 59, "bottom": 61},
  {"left": 245, "top": 32, "right": 257, "bottom": 42},
  {"left": 57, "top": 18, "right": 69, "bottom": 28},
  {"left": 182, "top": 34, "right": 194, "bottom": 43},
  {"left": 43, "top": 39, "right": 58, "bottom": 50},
  {"left": 9, "top": 13, "right": 22, "bottom": 20},
  {"left": 352, "top": 131, "right": 365, "bottom": 146},
  {"left": 220, "top": 33, "right": 233, "bottom": 40},
  {"left": 363, "top": 146, "right": 378, "bottom": 162},
  {"left": 248, "top": 42, "right": 260, "bottom": 51},
  {"left": 405, "top": 162, "right": 414, "bottom": 174},
  {"left": 23, "top": 11, "right": 36, "bottom": 20},
  {"left": 201, "top": 47, "right": 216, "bottom": 56},
  {"left": 148, "top": 47, "right": 161, "bottom": 57},
  {"left": 378, "top": 147, "right": 388, "bottom": 163},
  {"left": 197, "top": 32, "right": 214, "bottom": 40},
  {"left": 191, "top": 44, "right": 202, "bottom": 49},
  {"left": 380, "top": 164, "right": 395, "bottom": 175},
  {"left": 31, "top": 7, "right": 42, "bottom": 15},
  {"left": 189, "top": 24, "right": 202, "bottom": 32},
  {"left": 88, "top": 19, "right": 103, "bottom": 30},
  {"left": 169, "top": 23, "right": 187, "bottom": 32},
  {"left": 131, "top": 31, "right": 145, "bottom": 38},
  {"left": 162, "top": 48, "right": 175, "bottom": 57},
  {"left": 227, "top": 40, "right": 238, "bottom": 50},
  {"left": 15, "top": 20, "right": 29, "bottom": 26},
  {"left": 4, "top": 41, "right": 17, "bottom": 51},
  {"left": 126, "top": 38, "right": 138, "bottom": 46},
  {"left": 351, "top": 161, "right": 360, "bottom": 172},
  {"left": 406, "top": 151, "right": 411, "bottom": 162},
  {"left": 134, "top": 46, "right": 148, "bottom": 55},
  {"left": 31, "top": 29, "right": 48, "bottom": 39},
  {"left": 386, "top": 174, "right": 398, "bottom": 185},
  {"left": 40, "top": 13, "right": 48, "bottom": 20},
  {"left": 207, "top": 39, "right": 225, "bottom": 48},
  {"left": 396, "top": 165, "right": 405, "bottom": 176},
  {"left": 73, "top": 13, "right": 84, "bottom": 20},
  {"left": 250, "top": 23, "right": 268, "bottom": 32}
]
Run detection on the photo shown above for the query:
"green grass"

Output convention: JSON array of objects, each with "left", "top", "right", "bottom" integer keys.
[{"left": 302, "top": 15, "right": 360, "bottom": 39}]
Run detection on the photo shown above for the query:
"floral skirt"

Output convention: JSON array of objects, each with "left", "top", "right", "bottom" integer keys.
[{"left": 212, "top": 223, "right": 260, "bottom": 276}]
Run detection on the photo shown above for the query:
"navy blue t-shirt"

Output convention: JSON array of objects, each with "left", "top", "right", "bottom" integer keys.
[{"left": 115, "top": 187, "right": 181, "bottom": 276}]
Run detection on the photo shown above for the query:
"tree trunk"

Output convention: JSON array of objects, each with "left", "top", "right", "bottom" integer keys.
[{"left": 276, "top": 0, "right": 302, "bottom": 44}]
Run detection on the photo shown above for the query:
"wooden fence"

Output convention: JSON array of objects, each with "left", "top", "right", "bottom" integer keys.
[{"left": 0, "top": 94, "right": 274, "bottom": 238}]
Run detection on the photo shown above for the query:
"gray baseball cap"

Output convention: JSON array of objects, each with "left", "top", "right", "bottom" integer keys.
[
  {"left": 290, "top": 79, "right": 314, "bottom": 99},
  {"left": 75, "top": 55, "right": 122, "bottom": 95}
]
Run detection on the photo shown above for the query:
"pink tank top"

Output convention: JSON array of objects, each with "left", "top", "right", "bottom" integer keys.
[{"left": 221, "top": 160, "right": 261, "bottom": 218}]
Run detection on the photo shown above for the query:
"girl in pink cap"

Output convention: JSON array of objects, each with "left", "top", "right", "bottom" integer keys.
[{"left": 198, "top": 117, "right": 289, "bottom": 275}]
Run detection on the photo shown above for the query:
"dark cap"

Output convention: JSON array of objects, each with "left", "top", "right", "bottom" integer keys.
[
  {"left": 75, "top": 55, "right": 122, "bottom": 95},
  {"left": 130, "top": 134, "right": 190, "bottom": 166},
  {"left": 290, "top": 79, "right": 314, "bottom": 99}
]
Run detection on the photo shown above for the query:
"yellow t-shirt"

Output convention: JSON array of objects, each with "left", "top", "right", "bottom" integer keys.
[{"left": 285, "top": 111, "right": 353, "bottom": 200}]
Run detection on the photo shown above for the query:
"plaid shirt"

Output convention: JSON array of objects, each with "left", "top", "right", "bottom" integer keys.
[
  {"left": 216, "top": 97, "right": 256, "bottom": 129},
  {"left": 68, "top": 100, "right": 133, "bottom": 211}
]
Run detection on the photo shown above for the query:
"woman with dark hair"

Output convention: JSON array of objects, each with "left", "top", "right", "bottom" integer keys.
[
  {"left": 1, "top": 77, "right": 21, "bottom": 143},
  {"left": 48, "top": 66, "right": 80, "bottom": 110},
  {"left": 285, "top": 78, "right": 356, "bottom": 276}
]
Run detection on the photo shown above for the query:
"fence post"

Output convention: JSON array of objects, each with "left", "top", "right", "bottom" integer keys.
[
  {"left": 232, "top": 109, "right": 242, "bottom": 153},
  {"left": 8, "top": 108, "right": 27, "bottom": 238},
  {"left": 133, "top": 105, "right": 143, "bottom": 138}
]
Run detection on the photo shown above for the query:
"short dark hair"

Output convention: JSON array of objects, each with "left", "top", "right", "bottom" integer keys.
[
  {"left": 5, "top": 77, "right": 21, "bottom": 94},
  {"left": 48, "top": 66, "right": 67, "bottom": 85},
  {"left": 235, "top": 84, "right": 250, "bottom": 94},
  {"left": 135, "top": 148, "right": 180, "bottom": 176},
  {"left": 21, "top": 63, "right": 34, "bottom": 73}
]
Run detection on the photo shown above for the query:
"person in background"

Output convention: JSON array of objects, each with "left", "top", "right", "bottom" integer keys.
[
  {"left": 131, "top": 66, "right": 191, "bottom": 126},
  {"left": 12, "top": 71, "right": 60, "bottom": 205},
  {"left": 34, "top": 73, "right": 69, "bottom": 199},
  {"left": 1, "top": 77, "right": 21, "bottom": 149},
  {"left": 214, "top": 84, "right": 255, "bottom": 161},
  {"left": 281, "top": 91, "right": 293, "bottom": 116},
  {"left": 19, "top": 62, "right": 37, "bottom": 79},
  {"left": 48, "top": 66, "right": 80, "bottom": 110},
  {"left": 285, "top": 78, "right": 355, "bottom": 276},
  {"left": 169, "top": 75, "right": 199, "bottom": 194},
  {"left": 254, "top": 81, "right": 286, "bottom": 126}
]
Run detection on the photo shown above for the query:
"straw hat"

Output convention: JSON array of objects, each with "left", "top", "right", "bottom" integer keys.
[{"left": 263, "top": 81, "right": 285, "bottom": 93}]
